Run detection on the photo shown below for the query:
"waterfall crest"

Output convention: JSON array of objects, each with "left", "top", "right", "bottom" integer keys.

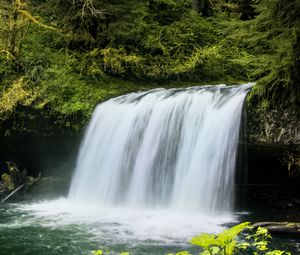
[{"left": 69, "top": 83, "right": 253, "bottom": 215}]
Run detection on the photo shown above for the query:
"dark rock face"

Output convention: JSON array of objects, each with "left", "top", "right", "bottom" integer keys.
[
  {"left": 244, "top": 107, "right": 300, "bottom": 211},
  {"left": 246, "top": 108, "right": 300, "bottom": 180},
  {"left": 248, "top": 109, "right": 300, "bottom": 145},
  {"left": 0, "top": 134, "right": 81, "bottom": 178}
]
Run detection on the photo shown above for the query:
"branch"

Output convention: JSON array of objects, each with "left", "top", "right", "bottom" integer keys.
[
  {"left": 18, "top": 10, "right": 56, "bottom": 31},
  {"left": 81, "top": 0, "right": 106, "bottom": 18},
  {"left": 0, "top": 50, "right": 16, "bottom": 60},
  {"left": 16, "top": 0, "right": 26, "bottom": 7}
]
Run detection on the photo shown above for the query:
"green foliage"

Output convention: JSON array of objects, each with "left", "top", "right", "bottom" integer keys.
[
  {"left": 91, "top": 250, "right": 129, "bottom": 255},
  {"left": 37, "top": 0, "right": 106, "bottom": 47},
  {"left": 1, "top": 173, "right": 14, "bottom": 191},
  {"left": 180, "top": 223, "right": 291, "bottom": 255},
  {"left": 188, "top": 222, "right": 250, "bottom": 255},
  {"left": 0, "top": 77, "right": 39, "bottom": 121},
  {"left": 31, "top": 48, "right": 145, "bottom": 130},
  {"left": 229, "top": 0, "right": 300, "bottom": 109},
  {"left": 0, "top": 0, "right": 299, "bottom": 133},
  {"left": 92, "top": 250, "right": 103, "bottom": 255},
  {"left": 0, "top": 0, "right": 56, "bottom": 64},
  {"left": 77, "top": 0, "right": 252, "bottom": 81}
]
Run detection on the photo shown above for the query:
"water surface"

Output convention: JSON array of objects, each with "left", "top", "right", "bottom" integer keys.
[{"left": 0, "top": 199, "right": 236, "bottom": 255}]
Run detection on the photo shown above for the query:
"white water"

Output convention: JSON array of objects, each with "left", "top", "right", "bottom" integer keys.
[
  {"left": 17, "top": 198, "right": 236, "bottom": 244},
  {"left": 69, "top": 83, "right": 253, "bottom": 215}
]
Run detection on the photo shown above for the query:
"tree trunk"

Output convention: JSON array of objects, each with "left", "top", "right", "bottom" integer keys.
[
  {"left": 191, "top": 0, "right": 199, "bottom": 13},
  {"left": 291, "top": 28, "right": 300, "bottom": 106},
  {"left": 192, "top": 0, "right": 212, "bottom": 16},
  {"left": 200, "top": 0, "right": 210, "bottom": 17},
  {"left": 8, "top": 5, "right": 19, "bottom": 60}
]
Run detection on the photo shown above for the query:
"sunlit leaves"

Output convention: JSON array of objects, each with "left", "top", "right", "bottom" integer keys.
[
  {"left": 91, "top": 250, "right": 130, "bottom": 255},
  {"left": 190, "top": 233, "right": 220, "bottom": 247},
  {"left": 190, "top": 222, "right": 250, "bottom": 255},
  {"left": 0, "top": 77, "right": 39, "bottom": 121},
  {"left": 92, "top": 250, "right": 104, "bottom": 255},
  {"left": 217, "top": 222, "right": 250, "bottom": 244},
  {"left": 119, "top": 252, "right": 130, "bottom": 255}
]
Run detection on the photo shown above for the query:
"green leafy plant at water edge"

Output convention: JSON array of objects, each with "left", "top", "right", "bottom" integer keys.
[
  {"left": 169, "top": 222, "right": 291, "bottom": 255},
  {"left": 91, "top": 251, "right": 129, "bottom": 255},
  {"left": 90, "top": 222, "right": 291, "bottom": 255}
]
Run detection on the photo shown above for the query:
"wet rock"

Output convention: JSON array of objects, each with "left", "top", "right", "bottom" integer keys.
[
  {"left": 247, "top": 109, "right": 300, "bottom": 145},
  {"left": 252, "top": 222, "right": 300, "bottom": 236}
]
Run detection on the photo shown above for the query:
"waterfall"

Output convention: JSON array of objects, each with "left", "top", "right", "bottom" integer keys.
[{"left": 69, "top": 83, "right": 253, "bottom": 215}]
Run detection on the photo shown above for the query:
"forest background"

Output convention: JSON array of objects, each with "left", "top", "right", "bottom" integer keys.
[{"left": 0, "top": 0, "right": 299, "bottom": 135}]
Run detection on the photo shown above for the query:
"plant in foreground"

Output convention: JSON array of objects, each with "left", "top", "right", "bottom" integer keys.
[{"left": 91, "top": 222, "right": 291, "bottom": 255}]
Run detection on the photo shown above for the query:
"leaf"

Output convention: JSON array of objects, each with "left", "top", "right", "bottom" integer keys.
[
  {"left": 190, "top": 233, "right": 219, "bottom": 248},
  {"left": 175, "top": 252, "right": 191, "bottom": 255},
  {"left": 216, "top": 222, "right": 250, "bottom": 245},
  {"left": 18, "top": 10, "right": 56, "bottom": 30},
  {"left": 236, "top": 242, "right": 251, "bottom": 249},
  {"left": 92, "top": 250, "right": 104, "bottom": 255},
  {"left": 225, "top": 239, "right": 237, "bottom": 255}
]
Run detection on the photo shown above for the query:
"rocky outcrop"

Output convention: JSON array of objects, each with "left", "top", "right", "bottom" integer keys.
[
  {"left": 246, "top": 107, "right": 300, "bottom": 177},
  {"left": 244, "top": 107, "right": 300, "bottom": 210},
  {"left": 248, "top": 109, "right": 300, "bottom": 145}
]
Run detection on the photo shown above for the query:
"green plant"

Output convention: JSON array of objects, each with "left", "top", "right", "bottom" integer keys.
[
  {"left": 91, "top": 250, "right": 129, "bottom": 255},
  {"left": 169, "top": 222, "right": 291, "bottom": 255}
]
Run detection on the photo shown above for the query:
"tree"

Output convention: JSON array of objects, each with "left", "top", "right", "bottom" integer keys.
[
  {"left": 200, "top": 0, "right": 212, "bottom": 16},
  {"left": 0, "top": 0, "right": 55, "bottom": 70},
  {"left": 40, "top": 0, "right": 107, "bottom": 48},
  {"left": 0, "top": 0, "right": 28, "bottom": 66},
  {"left": 191, "top": 0, "right": 199, "bottom": 12}
]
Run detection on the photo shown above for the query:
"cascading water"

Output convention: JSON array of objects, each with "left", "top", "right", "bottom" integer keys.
[{"left": 69, "top": 83, "right": 253, "bottom": 215}]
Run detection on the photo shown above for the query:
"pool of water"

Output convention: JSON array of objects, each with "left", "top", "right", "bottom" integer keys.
[{"left": 0, "top": 198, "right": 298, "bottom": 255}]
